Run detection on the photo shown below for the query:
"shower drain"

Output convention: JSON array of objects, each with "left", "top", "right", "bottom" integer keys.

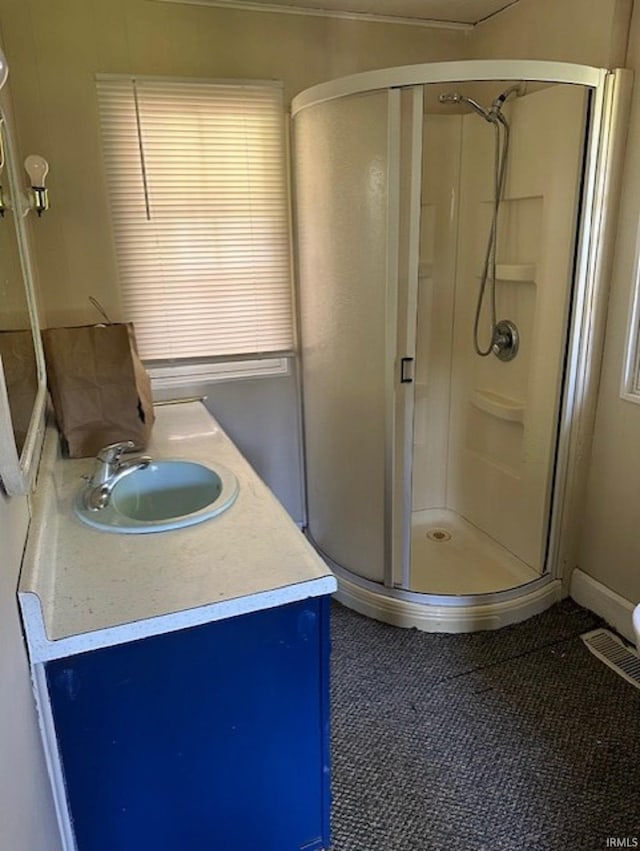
[{"left": 426, "top": 528, "right": 452, "bottom": 542}]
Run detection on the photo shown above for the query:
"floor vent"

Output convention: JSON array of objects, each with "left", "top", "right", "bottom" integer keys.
[{"left": 581, "top": 628, "right": 640, "bottom": 690}]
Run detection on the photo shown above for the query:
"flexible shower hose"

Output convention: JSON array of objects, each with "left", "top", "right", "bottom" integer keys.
[{"left": 473, "top": 113, "right": 510, "bottom": 357}]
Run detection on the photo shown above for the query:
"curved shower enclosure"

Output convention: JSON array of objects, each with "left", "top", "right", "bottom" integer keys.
[{"left": 292, "top": 61, "right": 628, "bottom": 632}]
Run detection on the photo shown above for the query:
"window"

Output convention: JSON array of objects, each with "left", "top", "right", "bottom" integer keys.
[{"left": 96, "top": 76, "right": 294, "bottom": 363}]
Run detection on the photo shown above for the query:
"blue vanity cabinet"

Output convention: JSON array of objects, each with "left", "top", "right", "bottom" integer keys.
[{"left": 45, "top": 597, "right": 332, "bottom": 851}]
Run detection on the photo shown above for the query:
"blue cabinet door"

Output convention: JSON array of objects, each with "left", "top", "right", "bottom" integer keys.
[{"left": 46, "top": 598, "right": 331, "bottom": 851}]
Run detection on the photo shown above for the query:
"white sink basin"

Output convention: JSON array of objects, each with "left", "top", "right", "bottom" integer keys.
[{"left": 74, "top": 459, "right": 239, "bottom": 534}]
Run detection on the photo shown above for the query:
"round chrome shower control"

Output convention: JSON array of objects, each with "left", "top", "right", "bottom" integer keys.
[{"left": 492, "top": 319, "right": 519, "bottom": 361}]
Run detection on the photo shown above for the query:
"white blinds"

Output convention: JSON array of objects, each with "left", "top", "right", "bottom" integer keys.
[{"left": 96, "top": 77, "right": 294, "bottom": 361}]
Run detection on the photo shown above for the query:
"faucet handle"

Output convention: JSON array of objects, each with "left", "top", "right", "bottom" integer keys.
[{"left": 97, "top": 440, "right": 135, "bottom": 466}]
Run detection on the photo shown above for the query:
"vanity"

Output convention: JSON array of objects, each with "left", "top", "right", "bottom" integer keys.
[
  {"left": 0, "top": 53, "right": 336, "bottom": 851},
  {"left": 18, "top": 400, "right": 337, "bottom": 851}
]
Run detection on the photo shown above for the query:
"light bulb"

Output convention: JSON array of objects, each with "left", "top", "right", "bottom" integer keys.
[
  {"left": 0, "top": 49, "right": 8, "bottom": 91},
  {"left": 24, "top": 154, "right": 50, "bottom": 216},
  {"left": 24, "top": 154, "right": 49, "bottom": 188}
]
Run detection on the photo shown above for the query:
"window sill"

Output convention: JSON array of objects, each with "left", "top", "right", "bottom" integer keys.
[{"left": 147, "top": 356, "right": 292, "bottom": 393}]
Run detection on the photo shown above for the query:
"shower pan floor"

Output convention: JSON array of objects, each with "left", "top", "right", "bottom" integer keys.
[{"left": 410, "top": 508, "right": 540, "bottom": 595}]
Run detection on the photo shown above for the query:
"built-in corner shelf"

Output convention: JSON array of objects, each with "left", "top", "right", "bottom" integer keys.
[
  {"left": 470, "top": 389, "right": 525, "bottom": 423},
  {"left": 495, "top": 263, "right": 536, "bottom": 283}
]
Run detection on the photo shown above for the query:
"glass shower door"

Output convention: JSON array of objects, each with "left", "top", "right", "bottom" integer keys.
[{"left": 294, "top": 87, "right": 419, "bottom": 585}]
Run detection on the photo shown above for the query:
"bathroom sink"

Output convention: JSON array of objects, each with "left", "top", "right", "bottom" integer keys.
[{"left": 74, "top": 459, "right": 239, "bottom": 534}]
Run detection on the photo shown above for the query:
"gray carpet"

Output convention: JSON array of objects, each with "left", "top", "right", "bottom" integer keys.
[{"left": 330, "top": 599, "right": 640, "bottom": 851}]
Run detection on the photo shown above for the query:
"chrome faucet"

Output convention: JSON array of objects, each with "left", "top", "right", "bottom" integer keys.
[{"left": 84, "top": 440, "right": 152, "bottom": 511}]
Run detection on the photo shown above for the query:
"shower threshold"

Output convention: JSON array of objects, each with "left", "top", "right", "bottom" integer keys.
[{"left": 410, "top": 508, "right": 540, "bottom": 595}]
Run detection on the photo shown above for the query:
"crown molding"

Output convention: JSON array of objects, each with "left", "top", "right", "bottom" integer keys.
[{"left": 148, "top": 0, "right": 475, "bottom": 31}]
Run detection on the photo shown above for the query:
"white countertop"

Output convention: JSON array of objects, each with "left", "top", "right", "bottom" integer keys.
[{"left": 19, "top": 401, "right": 336, "bottom": 662}]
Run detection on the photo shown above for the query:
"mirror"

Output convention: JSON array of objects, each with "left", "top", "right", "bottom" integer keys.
[{"left": 0, "top": 99, "right": 47, "bottom": 496}]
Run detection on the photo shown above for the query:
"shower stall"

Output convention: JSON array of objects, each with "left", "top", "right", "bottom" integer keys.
[{"left": 292, "top": 61, "right": 629, "bottom": 632}]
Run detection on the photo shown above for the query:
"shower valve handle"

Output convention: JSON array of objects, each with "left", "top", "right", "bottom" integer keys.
[{"left": 492, "top": 319, "right": 519, "bottom": 362}]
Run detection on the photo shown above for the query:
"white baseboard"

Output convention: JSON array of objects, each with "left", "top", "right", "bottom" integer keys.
[{"left": 570, "top": 568, "right": 636, "bottom": 644}]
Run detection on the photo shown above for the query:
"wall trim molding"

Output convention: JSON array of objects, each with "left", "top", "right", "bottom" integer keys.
[
  {"left": 570, "top": 567, "right": 636, "bottom": 644},
  {"left": 149, "top": 0, "right": 474, "bottom": 30}
]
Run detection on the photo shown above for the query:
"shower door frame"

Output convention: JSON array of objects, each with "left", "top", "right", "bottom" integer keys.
[
  {"left": 292, "top": 61, "right": 630, "bottom": 613},
  {"left": 393, "top": 85, "right": 424, "bottom": 591}
]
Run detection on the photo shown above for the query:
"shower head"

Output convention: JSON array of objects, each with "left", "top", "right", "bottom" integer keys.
[
  {"left": 439, "top": 84, "right": 524, "bottom": 124},
  {"left": 438, "top": 92, "right": 491, "bottom": 121}
]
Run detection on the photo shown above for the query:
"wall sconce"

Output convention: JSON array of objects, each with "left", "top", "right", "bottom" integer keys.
[{"left": 24, "top": 154, "right": 49, "bottom": 216}]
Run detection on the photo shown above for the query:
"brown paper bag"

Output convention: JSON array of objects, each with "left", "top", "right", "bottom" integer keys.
[
  {"left": 0, "top": 329, "right": 39, "bottom": 455},
  {"left": 42, "top": 323, "right": 155, "bottom": 458}
]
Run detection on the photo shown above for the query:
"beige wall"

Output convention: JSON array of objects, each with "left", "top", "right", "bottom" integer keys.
[
  {"left": 472, "top": 0, "right": 640, "bottom": 607},
  {"left": 0, "top": 495, "right": 62, "bottom": 851},
  {"left": 0, "top": 0, "right": 630, "bottom": 328},
  {"left": 471, "top": 0, "right": 632, "bottom": 67},
  {"left": 577, "top": 2, "right": 640, "bottom": 606},
  {"left": 0, "top": 0, "right": 469, "bottom": 327}
]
